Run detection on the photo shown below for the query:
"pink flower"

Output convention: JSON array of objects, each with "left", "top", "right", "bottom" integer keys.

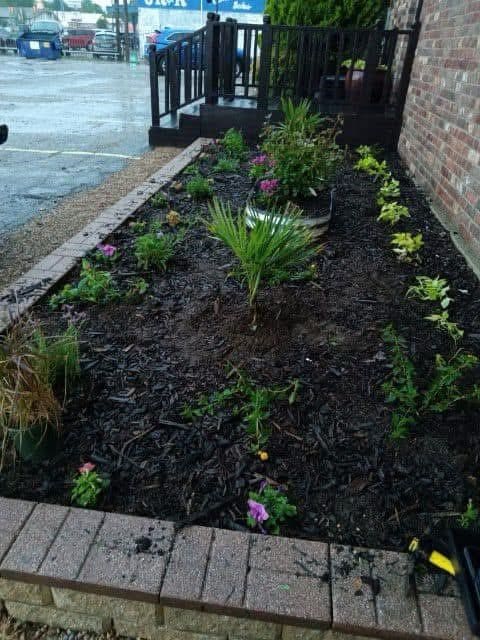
[
  {"left": 251, "top": 154, "right": 268, "bottom": 165},
  {"left": 97, "top": 243, "right": 116, "bottom": 257},
  {"left": 248, "top": 499, "right": 269, "bottom": 523},
  {"left": 259, "top": 178, "right": 279, "bottom": 196},
  {"left": 78, "top": 462, "right": 96, "bottom": 474}
]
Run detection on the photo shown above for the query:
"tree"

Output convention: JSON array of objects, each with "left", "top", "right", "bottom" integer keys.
[
  {"left": 266, "top": 0, "right": 387, "bottom": 28},
  {"left": 96, "top": 16, "right": 108, "bottom": 28},
  {"left": 81, "top": 0, "right": 103, "bottom": 13}
]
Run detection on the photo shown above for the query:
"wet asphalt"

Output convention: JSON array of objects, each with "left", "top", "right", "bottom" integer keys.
[{"left": 0, "top": 55, "right": 158, "bottom": 236}]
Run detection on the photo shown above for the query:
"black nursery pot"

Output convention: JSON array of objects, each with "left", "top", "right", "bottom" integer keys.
[
  {"left": 448, "top": 529, "right": 480, "bottom": 637},
  {"left": 12, "top": 423, "right": 59, "bottom": 463},
  {"left": 249, "top": 184, "right": 336, "bottom": 239}
]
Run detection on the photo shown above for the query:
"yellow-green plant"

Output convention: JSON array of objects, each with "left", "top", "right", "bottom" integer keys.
[
  {"left": 377, "top": 202, "right": 410, "bottom": 225},
  {"left": 134, "top": 232, "right": 178, "bottom": 271},
  {"left": 354, "top": 155, "right": 390, "bottom": 179},
  {"left": 425, "top": 311, "right": 464, "bottom": 342},
  {"left": 220, "top": 128, "right": 248, "bottom": 160},
  {"left": 206, "top": 199, "right": 318, "bottom": 307},
  {"left": 390, "top": 232, "right": 423, "bottom": 262},
  {"left": 377, "top": 178, "right": 400, "bottom": 206},
  {"left": 407, "top": 276, "right": 452, "bottom": 309},
  {"left": 459, "top": 499, "right": 479, "bottom": 528},
  {"left": 186, "top": 175, "right": 214, "bottom": 200}
]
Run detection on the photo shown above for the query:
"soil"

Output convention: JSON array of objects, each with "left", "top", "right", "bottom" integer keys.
[{"left": 1, "top": 145, "right": 479, "bottom": 551}]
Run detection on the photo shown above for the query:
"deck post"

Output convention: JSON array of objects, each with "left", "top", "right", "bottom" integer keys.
[
  {"left": 223, "top": 18, "right": 236, "bottom": 101},
  {"left": 360, "top": 21, "right": 383, "bottom": 109},
  {"left": 395, "top": 18, "right": 421, "bottom": 121},
  {"left": 205, "top": 12, "right": 220, "bottom": 105},
  {"left": 257, "top": 14, "right": 272, "bottom": 110},
  {"left": 149, "top": 44, "right": 160, "bottom": 127}
]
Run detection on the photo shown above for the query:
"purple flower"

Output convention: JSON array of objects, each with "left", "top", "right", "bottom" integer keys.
[
  {"left": 259, "top": 179, "right": 279, "bottom": 196},
  {"left": 251, "top": 154, "right": 268, "bottom": 166},
  {"left": 248, "top": 499, "right": 269, "bottom": 524},
  {"left": 97, "top": 243, "right": 116, "bottom": 258}
]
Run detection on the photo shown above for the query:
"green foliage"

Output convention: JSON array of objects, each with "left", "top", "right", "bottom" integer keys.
[
  {"left": 377, "top": 179, "right": 400, "bottom": 206},
  {"left": 390, "top": 232, "right": 423, "bottom": 262},
  {"left": 186, "top": 175, "right": 214, "bottom": 200},
  {"left": 213, "top": 157, "right": 240, "bottom": 173},
  {"left": 354, "top": 155, "right": 390, "bottom": 179},
  {"left": 96, "top": 16, "right": 108, "bottom": 28},
  {"left": 126, "top": 278, "right": 149, "bottom": 300},
  {"left": 150, "top": 192, "right": 168, "bottom": 208},
  {"left": 459, "top": 499, "right": 479, "bottom": 528},
  {"left": 130, "top": 221, "right": 147, "bottom": 233},
  {"left": 261, "top": 99, "right": 343, "bottom": 199},
  {"left": 134, "top": 232, "right": 178, "bottom": 271},
  {"left": 220, "top": 128, "right": 248, "bottom": 160},
  {"left": 31, "top": 324, "right": 80, "bottom": 389},
  {"left": 249, "top": 160, "right": 270, "bottom": 180},
  {"left": 377, "top": 202, "right": 410, "bottom": 225},
  {"left": 182, "top": 369, "right": 300, "bottom": 452},
  {"left": 266, "top": 0, "right": 386, "bottom": 28},
  {"left": 382, "top": 325, "right": 480, "bottom": 439},
  {"left": 407, "top": 276, "right": 452, "bottom": 309},
  {"left": 356, "top": 145, "right": 378, "bottom": 159},
  {"left": 71, "top": 469, "right": 109, "bottom": 508},
  {"left": 247, "top": 484, "right": 297, "bottom": 535},
  {"left": 81, "top": 0, "right": 104, "bottom": 13},
  {"left": 425, "top": 311, "right": 464, "bottom": 343},
  {"left": 207, "top": 199, "right": 318, "bottom": 307},
  {"left": 49, "top": 260, "right": 118, "bottom": 308}
]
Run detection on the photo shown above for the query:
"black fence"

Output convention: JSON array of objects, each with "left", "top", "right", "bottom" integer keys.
[{"left": 149, "top": 13, "right": 420, "bottom": 132}]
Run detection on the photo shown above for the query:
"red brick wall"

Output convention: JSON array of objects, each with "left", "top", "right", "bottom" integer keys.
[{"left": 392, "top": 0, "right": 480, "bottom": 262}]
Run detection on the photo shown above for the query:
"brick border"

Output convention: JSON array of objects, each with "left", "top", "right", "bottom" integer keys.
[{"left": 0, "top": 141, "right": 474, "bottom": 640}]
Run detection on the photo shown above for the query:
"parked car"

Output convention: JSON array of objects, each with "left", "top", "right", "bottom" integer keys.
[
  {"left": 17, "top": 19, "right": 63, "bottom": 59},
  {"left": 62, "top": 28, "right": 95, "bottom": 52},
  {"left": 92, "top": 30, "right": 119, "bottom": 58},
  {"left": 145, "top": 27, "right": 244, "bottom": 76}
]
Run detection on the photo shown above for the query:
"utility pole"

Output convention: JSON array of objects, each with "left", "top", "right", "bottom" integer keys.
[
  {"left": 114, "top": 0, "right": 121, "bottom": 60},
  {"left": 123, "top": 0, "right": 129, "bottom": 63}
]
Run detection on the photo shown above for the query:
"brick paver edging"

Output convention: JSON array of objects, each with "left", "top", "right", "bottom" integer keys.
[
  {"left": 0, "top": 141, "right": 474, "bottom": 640},
  {"left": 0, "top": 138, "right": 212, "bottom": 335}
]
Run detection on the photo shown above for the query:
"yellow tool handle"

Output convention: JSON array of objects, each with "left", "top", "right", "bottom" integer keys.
[{"left": 428, "top": 550, "right": 456, "bottom": 576}]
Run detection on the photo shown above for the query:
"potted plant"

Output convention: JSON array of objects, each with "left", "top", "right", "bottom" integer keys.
[
  {"left": 343, "top": 59, "right": 390, "bottom": 104},
  {"left": 247, "top": 98, "right": 343, "bottom": 238},
  {"left": 0, "top": 320, "right": 80, "bottom": 466}
]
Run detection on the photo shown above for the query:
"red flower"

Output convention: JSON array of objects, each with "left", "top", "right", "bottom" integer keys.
[{"left": 78, "top": 462, "right": 96, "bottom": 474}]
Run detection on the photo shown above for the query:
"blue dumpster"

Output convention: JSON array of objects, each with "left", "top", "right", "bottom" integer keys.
[{"left": 17, "top": 19, "right": 62, "bottom": 59}]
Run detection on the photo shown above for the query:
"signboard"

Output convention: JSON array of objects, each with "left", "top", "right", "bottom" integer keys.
[{"left": 137, "top": 0, "right": 264, "bottom": 13}]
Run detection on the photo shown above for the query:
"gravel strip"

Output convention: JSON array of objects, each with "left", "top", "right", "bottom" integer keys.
[
  {"left": 0, "top": 146, "right": 179, "bottom": 291},
  {"left": 0, "top": 614, "right": 118, "bottom": 640}
]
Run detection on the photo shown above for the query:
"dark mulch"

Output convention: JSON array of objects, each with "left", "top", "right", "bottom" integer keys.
[{"left": 1, "top": 147, "right": 479, "bottom": 551}]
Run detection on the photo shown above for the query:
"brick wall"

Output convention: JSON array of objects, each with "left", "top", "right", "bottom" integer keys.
[{"left": 392, "top": 0, "right": 480, "bottom": 264}]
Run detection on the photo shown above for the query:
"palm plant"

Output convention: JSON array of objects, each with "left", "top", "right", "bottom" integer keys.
[{"left": 207, "top": 199, "right": 318, "bottom": 308}]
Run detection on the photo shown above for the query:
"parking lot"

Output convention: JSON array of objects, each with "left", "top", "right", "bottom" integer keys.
[{"left": 0, "top": 56, "right": 162, "bottom": 238}]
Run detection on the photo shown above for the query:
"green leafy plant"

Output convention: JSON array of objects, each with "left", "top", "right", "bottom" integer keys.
[
  {"left": 458, "top": 499, "right": 479, "bottom": 528},
  {"left": 382, "top": 325, "right": 480, "bottom": 439},
  {"left": 219, "top": 128, "right": 248, "bottom": 160},
  {"left": 186, "top": 175, "right": 214, "bottom": 200},
  {"left": 377, "top": 202, "right": 410, "bottom": 225},
  {"left": 49, "top": 260, "right": 119, "bottom": 308},
  {"left": 213, "top": 156, "right": 240, "bottom": 173},
  {"left": 126, "top": 277, "right": 149, "bottom": 300},
  {"left": 182, "top": 369, "right": 300, "bottom": 452},
  {"left": 207, "top": 199, "right": 318, "bottom": 307},
  {"left": 247, "top": 483, "right": 297, "bottom": 534},
  {"left": 356, "top": 144, "right": 378, "bottom": 159},
  {"left": 425, "top": 311, "right": 464, "bottom": 342},
  {"left": 134, "top": 232, "right": 178, "bottom": 271},
  {"left": 377, "top": 179, "right": 400, "bottom": 206},
  {"left": 71, "top": 462, "right": 109, "bottom": 508},
  {"left": 0, "top": 320, "right": 80, "bottom": 467},
  {"left": 390, "top": 232, "right": 423, "bottom": 262},
  {"left": 261, "top": 99, "right": 343, "bottom": 199},
  {"left": 130, "top": 221, "right": 147, "bottom": 233},
  {"left": 150, "top": 192, "right": 168, "bottom": 208},
  {"left": 407, "top": 276, "right": 452, "bottom": 309},
  {"left": 354, "top": 155, "right": 390, "bottom": 179}
]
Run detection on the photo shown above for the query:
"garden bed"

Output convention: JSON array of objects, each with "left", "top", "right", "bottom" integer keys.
[{"left": 1, "top": 141, "right": 479, "bottom": 551}]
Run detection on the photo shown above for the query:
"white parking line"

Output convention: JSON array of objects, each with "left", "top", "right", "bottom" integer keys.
[{"left": 2, "top": 147, "right": 141, "bottom": 160}]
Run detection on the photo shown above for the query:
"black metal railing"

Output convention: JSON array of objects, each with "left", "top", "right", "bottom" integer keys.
[{"left": 149, "top": 13, "right": 421, "bottom": 127}]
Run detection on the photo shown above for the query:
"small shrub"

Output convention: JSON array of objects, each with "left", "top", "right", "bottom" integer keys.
[
  {"left": 130, "top": 221, "right": 147, "bottom": 233},
  {"left": 425, "top": 310, "right": 464, "bottom": 342},
  {"left": 213, "top": 156, "right": 240, "bottom": 173},
  {"left": 377, "top": 179, "right": 400, "bottom": 206},
  {"left": 390, "top": 232, "right": 423, "bottom": 262},
  {"left": 377, "top": 202, "right": 410, "bottom": 225},
  {"left": 150, "top": 192, "right": 168, "bottom": 208},
  {"left": 354, "top": 155, "right": 390, "bottom": 179},
  {"left": 249, "top": 154, "right": 271, "bottom": 180},
  {"left": 459, "top": 499, "right": 479, "bottom": 528},
  {"left": 134, "top": 232, "right": 177, "bottom": 271},
  {"left": 186, "top": 175, "right": 214, "bottom": 200},
  {"left": 247, "top": 482, "right": 297, "bottom": 534},
  {"left": 50, "top": 260, "right": 118, "bottom": 308},
  {"left": 220, "top": 128, "right": 248, "bottom": 160},
  {"left": 407, "top": 276, "right": 452, "bottom": 309},
  {"left": 207, "top": 199, "right": 318, "bottom": 307},
  {"left": 126, "top": 277, "right": 149, "bottom": 300},
  {"left": 71, "top": 462, "right": 109, "bottom": 507}
]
